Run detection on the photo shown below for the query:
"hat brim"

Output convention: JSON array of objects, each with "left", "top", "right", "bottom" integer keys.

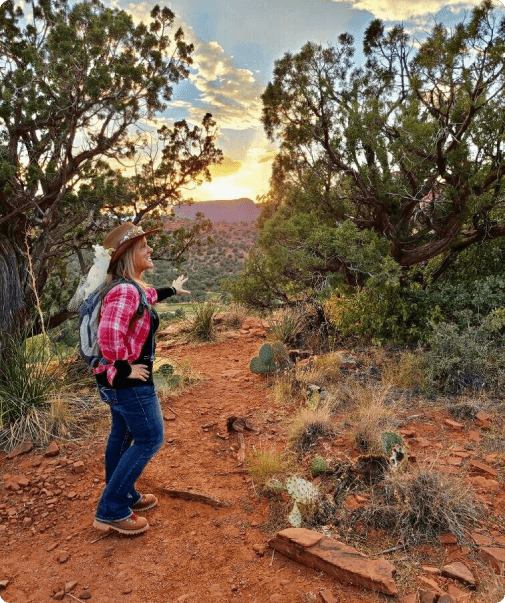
[{"left": 108, "top": 228, "right": 161, "bottom": 267}]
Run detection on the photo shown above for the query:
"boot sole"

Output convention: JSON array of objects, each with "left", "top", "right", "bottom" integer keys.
[{"left": 93, "top": 518, "right": 149, "bottom": 535}]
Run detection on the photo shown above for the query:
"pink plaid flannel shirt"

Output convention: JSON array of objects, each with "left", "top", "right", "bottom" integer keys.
[{"left": 92, "top": 283, "right": 158, "bottom": 386}]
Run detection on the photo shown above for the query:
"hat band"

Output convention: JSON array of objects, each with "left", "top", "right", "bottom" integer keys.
[{"left": 118, "top": 226, "right": 145, "bottom": 247}]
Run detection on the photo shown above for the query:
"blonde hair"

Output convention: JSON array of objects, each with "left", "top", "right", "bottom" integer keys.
[{"left": 104, "top": 238, "right": 150, "bottom": 290}]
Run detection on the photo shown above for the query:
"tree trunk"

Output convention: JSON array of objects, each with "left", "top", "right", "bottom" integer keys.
[{"left": 0, "top": 236, "right": 35, "bottom": 362}]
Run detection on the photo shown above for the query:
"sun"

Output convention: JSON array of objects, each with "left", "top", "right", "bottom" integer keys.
[{"left": 197, "top": 177, "right": 254, "bottom": 201}]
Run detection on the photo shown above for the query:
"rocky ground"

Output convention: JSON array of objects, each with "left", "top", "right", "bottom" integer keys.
[{"left": 1, "top": 322, "right": 504, "bottom": 603}]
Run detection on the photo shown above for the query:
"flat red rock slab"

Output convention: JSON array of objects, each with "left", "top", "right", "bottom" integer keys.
[{"left": 269, "top": 528, "right": 398, "bottom": 595}]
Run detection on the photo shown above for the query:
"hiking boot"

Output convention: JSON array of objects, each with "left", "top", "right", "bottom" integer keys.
[
  {"left": 93, "top": 513, "right": 149, "bottom": 535},
  {"left": 131, "top": 493, "right": 158, "bottom": 512}
]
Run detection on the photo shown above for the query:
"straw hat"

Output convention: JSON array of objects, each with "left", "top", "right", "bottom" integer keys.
[{"left": 104, "top": 222, "right": 161, "bottom": 268}]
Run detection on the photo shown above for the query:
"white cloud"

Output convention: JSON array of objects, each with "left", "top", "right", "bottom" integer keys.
[{"left": 335, "top": 0, "right": 475, "bottom": 22}]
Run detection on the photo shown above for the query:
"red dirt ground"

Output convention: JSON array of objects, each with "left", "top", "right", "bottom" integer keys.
[{"left": 1, "top": 330, "right": 504, "bottom": 603}]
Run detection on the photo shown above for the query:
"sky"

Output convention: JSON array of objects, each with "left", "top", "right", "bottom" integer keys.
[{"left": 117, "top": 0, "right": 505, "bottom": 202}]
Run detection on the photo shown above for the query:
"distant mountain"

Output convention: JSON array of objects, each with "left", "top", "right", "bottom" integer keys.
[{"left": 172, "top": 198, "right": 261, "bottom": 223}]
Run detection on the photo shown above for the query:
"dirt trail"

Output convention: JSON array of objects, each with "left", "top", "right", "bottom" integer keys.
[{"left": 0, "top": 332, "right": 371, "bottom": 603}]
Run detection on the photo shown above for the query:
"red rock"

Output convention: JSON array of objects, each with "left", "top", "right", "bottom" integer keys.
[
  {"left": 446, "top": 457, "right": 463, "bottom": 466},
  {"left": 73, "top": 461, "right": 85, "bottom": 474},
  {"left": 420, "top": 591, "right": 438, "bottom": 603},
  {"left": 447, "top": 584, "right": 471, "bottom": 602},
  {"left": 53, "top": 591, "right": 65, "bottom": 601},
  {"left": 319, "top": 589, "right": 338, "bottom": 603},
  {"left": 468, "top": 461, "right": 498, "bottom": 478},
  {"left": 57, "top": 551, "right": 69, "bottom": 563},
  {"left": 452, "top": 451, "right": 470, "bottom": 458},
  {"left": 44, "top": 441, "right": 60, "bottom": 457},
  {"left": 441, "top": 562, "right": 476, "bottom": 586},
  {"left": 439, "top": 533, "right": 458, "bottom": 545},
  {"left": 470, "top": 476, "right": 500, "bottom": 492},
  {"left": 478, "top": 547, "right": 505, "bottom": 573},
  {"left": 269, "top": 528, "right": 397, "bottom": 595},
  {"left": 65, "top": 581, "right": 78, "bottom": 593},
  {"left": 79, "top": 590, "right": 91, "bottom": 600},
  {"left": 444, "top": 419, "right": 464, "bottom": 429},
  {"left": 413, "top": 437, "right": 431, "bottom": 448},
  {"left": 418, "top": 576, "right": 444, "bottom": 594},
  {"left": 475, "top": 411, "right": 492, "bottom": 422},
  {"left": 438, "top": 596, "right": 456, "bottom": 603},
  {"left": 467, "top": 430, "right": 481, "bottom": 442},
  {"left": 399, "top": 429, "right": 417, "bottom": 438},
  {"left": 421, "top": 565, "right": 440, "bottom": 574},
  {"left": 494, "top": 535, "right": 505, "bottom": 546},
  {"left": 6, "top": 441, "right": 33, "bottom": 459},
  {"left": 401, "top": 595, "right": 417, "bottom": 603},
  {"left": 471, "top": 531, "right": 493, "bottom": 546}
]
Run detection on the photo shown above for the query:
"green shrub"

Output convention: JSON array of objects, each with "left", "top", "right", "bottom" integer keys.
[
  {"left": 422, "top": 312, "right": 505, "bottom": 394},
  {"left": 187, "top": 300, "right": 221, "bottom": 341},
  {"left": 310, "top": 455, "right": 328, "bottom": 477}
]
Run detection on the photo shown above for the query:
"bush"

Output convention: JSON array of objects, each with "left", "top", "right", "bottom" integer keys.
[
  {"left": 356, "top": 467, "right": 481, "bottom": 543},
  {"left": 288, "top": 407, "right": 336, "bottom": 453},
  {"left": 0, "top": 334, "right": 89, "bottom": 451},
  {"left": 187, "top": 300, "right": 221, "bottom": 341},
  {"left": 422, "top": 312, "right": 505, "bottom": 394}
]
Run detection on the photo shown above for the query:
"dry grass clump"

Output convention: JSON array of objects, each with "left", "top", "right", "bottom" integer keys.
[
  {"left": 247, "top": 448, "right": 291, "bottom": 491},
  {"left": 270, "top": 371, "right": 299, "bottom": 406},
  {"left": 268, "top": 307, "right": 309, "bottom": 347},
  {"left": 288, "top": 406, "right": 337, "bottom": 453},
  {"left": 355, "top": 467, "right": 481, "bottom": 544},
  {"left": 187, "top": 300, "right": 221, "bottom": 341},
  {"left": 347, "top": 383, "right": 398, "bottom": 453},
  {"left": 448, "top": 399, "right": 480, "bottom": 421},
  {"left": 220, "top": 303, "right": 250, "bottom": 329},
  {"left": 380, "top": 351, "right": 424, "bottom": 390}
]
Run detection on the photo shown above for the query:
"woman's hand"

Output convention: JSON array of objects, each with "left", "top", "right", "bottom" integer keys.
[
  {"left": 172, "top": 274, "right": 191, "bottom": 296},
  {"left": 127, "top": 364, "right": 150, "bottom": 381}
]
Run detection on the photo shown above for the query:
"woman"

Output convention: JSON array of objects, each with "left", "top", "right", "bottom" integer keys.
[{"left": 92, "top": 222, "right": 189, "bottom": 535}]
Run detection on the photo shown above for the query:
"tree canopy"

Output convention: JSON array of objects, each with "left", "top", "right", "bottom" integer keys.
[
  {"left": 227, "top": 1, "right": 505, "bottom": 339},
  {"left": 0, "top": 0, "right": 222, "bottom": 347}
]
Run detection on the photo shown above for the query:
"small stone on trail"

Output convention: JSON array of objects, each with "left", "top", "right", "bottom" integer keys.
[
  {"left": 444, "top": 419, "right": 464, "bottom": 430},
  {"left": 44, "top": 442, "right": 60, "bottom": 457},
  {"left": 420, "top": 591, "right": 438, "bottom": 603},
  {"left": 6, "top": 441, "right": 33, "bottom": 459},
  {"left": 73, "top": 461, "right": 85, "bottom": 474},
  {"left": 47, "top": 542, "right": 59, "bottom": 552},
  {"left": 441, "top": 562, "right": 476, "bottom": 586},
  {"left": 65, "top": 581, "right": 78, "bottom": 593},
  {"left": 53, "top": 591, "right": 65, "bottom": 601},
  {"left": 400, "top": 595, "right": 417, "bottom": 603},
  {"left": 253, "top": 544, "right": 265, "bottom": 556},
  {"left": 122, "top": 588, "right": 132, "bottom": 594},
  {"left": 439, "top": 533, "right": 458, "bottom": 545},
  {"left": 319, "top": 589, "right": 338, "bottom": 603},
  {"left": 0, "top": 580, "right": 9, "bottom": 589},
  {"left": 56, "top": 551, "right": 69, "bottom": 563},
  {"left": 79, "top": 590, "right": 92, "bottom": 599},
  {"left": 438, "top": 596, "right": 456, "bottom": 603}
]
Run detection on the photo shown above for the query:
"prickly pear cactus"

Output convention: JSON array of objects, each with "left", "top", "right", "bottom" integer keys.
[
  {"left": 310, "top": 456, "right": 328, "bottom": 477},
  {"left": 285, "top": 476, "right": 319, "bottom": 527},
  {"left": 380, "top": 431, "right": 404, "bottom": 455},
  {"left": 389, "top": 443, "right": 409, "bottom": 470},
  {"left": 250, "top": 341, "right": 293, "bottom": 374},
  {"left": 287, "top": 502, "right": 303, "bottom": 528}
]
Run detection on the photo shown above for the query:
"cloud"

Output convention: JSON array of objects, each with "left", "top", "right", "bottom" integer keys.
[
  {"left": 209, "top": 156, "right": 242, "bottom": 178},
  {"left": 334, "top": 0, "right": 475, "bottom": 22}
]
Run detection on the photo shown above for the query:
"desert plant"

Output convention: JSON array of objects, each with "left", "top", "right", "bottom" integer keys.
[
  {"left": 380, "top": 431, "right": 404, "bottom": 455},
  {"left": 250, "top": 341, "right": 293, "bottom": 375},
  {"left": 155, "top": 360, "right": 202, "bottom": 398},
  {"left": 247, "top": 448, "right": 290, "bottom": 490},
  {"left": 356, "top": 467, "right": 481, "bottom": 543},
  {"left": 348, "top": 384, "right": 397, "bottom": 453},
  {"left": 288, "top": 406, "right": 336, "bottom": 453},
  {"left": 269, "top": 308, "right": 307, "bottom": 347},
  {"left": 310, "top": 455, "right": 328, "bottom": 477},
  {"left": 187, "top": 300, "right": 221, "bottom": 341},
  {"left": 422, "top": 312, "right": 505, "bottom": 394},
  {"left": 285, "top": 476, "right": 320, "bottom": 527}
]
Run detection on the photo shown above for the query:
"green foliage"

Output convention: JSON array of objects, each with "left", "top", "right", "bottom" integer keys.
[
  {"left": 247, "top": 449, "right": 289, "bottom": 490},
  {"left": 153, "top": 363, "right": 181, "bottom": 389},
  {"left": 187, "top": 300, "right": 220, "bottom": 341},
  {"left": 228, "top": 1, "right": 505, "bottom": 347},
  {"left": 421, "top": 312, "right": 505, "bottom": 394},
  {"left": 310, "top": 456, "right": 328, "bottom": 477},
  {"left": 249, "top": 341, "right": 292, "bottom": 375}
]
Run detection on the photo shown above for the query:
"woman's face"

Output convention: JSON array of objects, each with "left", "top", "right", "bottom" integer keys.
[{"left": 133, "top": 237, "right": 154, "bottom": 275}]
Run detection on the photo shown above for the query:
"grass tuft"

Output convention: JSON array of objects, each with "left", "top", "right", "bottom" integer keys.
[
  {"left": 247, "top": 448, "right": 290, "bottom": 491},
  {"left": 288, "top": 406, "right": 336, "bottom": 454},
  {"left": 187, "top": 300, "right": 221, "bottom": 341}
]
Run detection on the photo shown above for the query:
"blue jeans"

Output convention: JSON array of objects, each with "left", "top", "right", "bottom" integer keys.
[{"left": 95, "top": 384, "right": 164, "bottom": 522}]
